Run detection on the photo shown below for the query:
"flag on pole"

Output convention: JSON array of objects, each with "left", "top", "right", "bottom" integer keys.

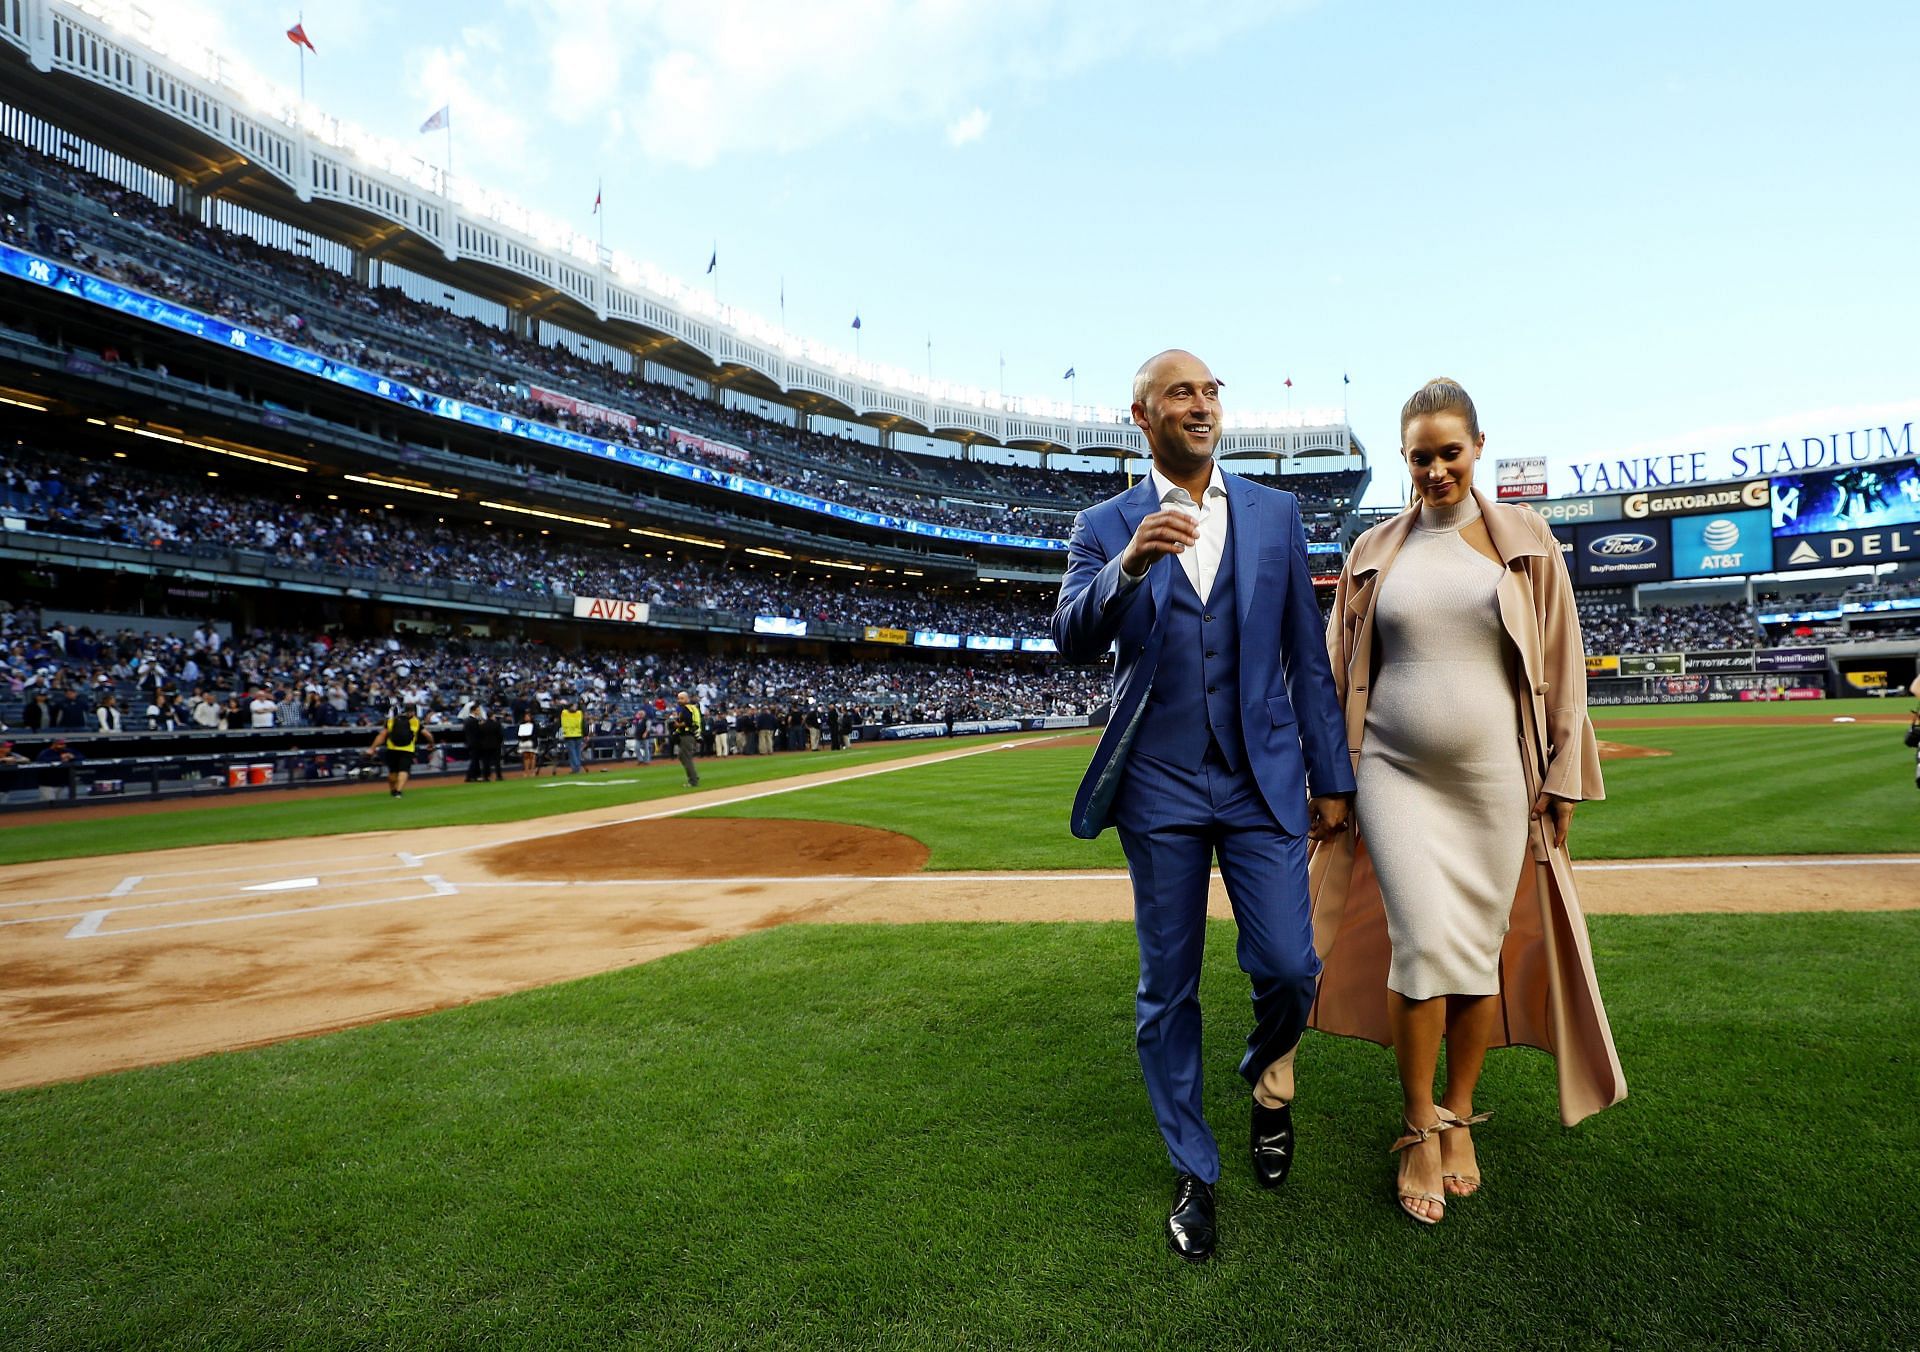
[
  {"left": 592, "top": 182, "right": 602, "bottom": 214},
  {"left": 419, "top": 105, "right": 450, "bottom": 133},
  {"left": 850, "top": 314, "right": 861, "bottom": 330},
  {"left": 1284, "top": 376, "right": 1293, "bottom": 388},
  {"left": 1062, "top": 367, "right": 1075, "bottom": 380},
  {"left": 706, "top": 246, "right": 717, "bottom": 274},
  {"left": 285, "top": 22, "right": 316, "bottom": 53},
  {"left": 1342, "top": 373, "right": 1350, "bottom": 385}
]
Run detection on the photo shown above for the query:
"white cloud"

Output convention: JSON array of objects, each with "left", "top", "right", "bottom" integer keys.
[
  {"left": 522, "top": 0, "right": 1303, "bottom": 167},
  {"left": 945, "top": 107, "right": 990, "bottom": 148}
]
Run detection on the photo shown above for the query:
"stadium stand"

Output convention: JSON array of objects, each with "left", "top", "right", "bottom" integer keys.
[{"left": 1575, "top": 597, "right": 1763, "bottom": 654}]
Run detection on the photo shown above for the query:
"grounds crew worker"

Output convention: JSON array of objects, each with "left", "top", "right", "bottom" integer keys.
[
  {"left": 369, "top": 706, "right": 434, "bottom": 798},
  {"left": 674, "top": 689, "right": 703, "bottom": 789}
]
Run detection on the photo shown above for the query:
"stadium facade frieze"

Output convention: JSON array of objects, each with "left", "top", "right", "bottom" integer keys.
[
  {"left": 0, "top": 5, "right": 1359, "bottom": 463},
  {"left": 1565, "top": 421, "right": 1913, "bottom": 495}
]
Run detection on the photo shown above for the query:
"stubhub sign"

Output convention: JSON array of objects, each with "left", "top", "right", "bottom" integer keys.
[{"left": 1671, "top": 508, "right": 1772, "bottom": 578}]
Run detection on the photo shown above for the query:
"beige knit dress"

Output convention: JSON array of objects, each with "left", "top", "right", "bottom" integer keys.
[{"left": 1355, "top": 496, "right": 1530, "bottom": 1000}]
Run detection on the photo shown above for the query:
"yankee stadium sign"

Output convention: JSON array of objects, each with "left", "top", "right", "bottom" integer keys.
[{"left": 1566, "top": 422, "right": 1913, "bottom": 495}]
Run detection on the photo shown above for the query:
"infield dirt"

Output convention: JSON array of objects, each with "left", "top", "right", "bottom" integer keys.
[{"left": 2, "top": 739, "right": 1912, "bottom": 1092}]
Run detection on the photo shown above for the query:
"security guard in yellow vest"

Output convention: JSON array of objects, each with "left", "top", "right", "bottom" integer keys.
[
  {"left": 673, "top": 689, "right": 703, "bottom": 788},
  {"left": 369, "top": 707, "right": 434, "bottom": 798},
  {"left": 560, "top": 699, "right": 587, "bottom": 774}
]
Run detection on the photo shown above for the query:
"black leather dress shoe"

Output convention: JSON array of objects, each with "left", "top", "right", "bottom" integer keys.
[
  {"left": 1166, "top": 1173, "right": 1216, "bottom": 1263},
  {"left": 1251, "top": 1099, "right": 1295, "bottom": 1190}
]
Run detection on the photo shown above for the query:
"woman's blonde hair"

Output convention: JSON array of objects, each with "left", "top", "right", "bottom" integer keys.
[{"left": 1399, "top": 377, "right": 1480, "bottom": 444}]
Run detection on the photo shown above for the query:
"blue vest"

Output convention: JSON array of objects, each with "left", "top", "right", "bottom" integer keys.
[{"left": 1130, "top": 520, "right": 1246, "bottom": 773}]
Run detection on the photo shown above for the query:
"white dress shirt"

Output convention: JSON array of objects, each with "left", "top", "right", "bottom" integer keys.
[{"left": 1121, "top": 463, "right": 1232, "bottom": 599}]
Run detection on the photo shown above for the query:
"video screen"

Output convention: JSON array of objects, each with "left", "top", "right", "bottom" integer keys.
[{"left": 1771, "top": 461, "right": 1920, "bottom": 536}]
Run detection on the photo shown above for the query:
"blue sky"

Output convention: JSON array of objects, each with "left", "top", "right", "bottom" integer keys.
[{"left": 144, "top": 1, "right": 1917, "bottom": 503}]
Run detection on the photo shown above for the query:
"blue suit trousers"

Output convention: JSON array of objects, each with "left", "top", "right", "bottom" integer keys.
[{"left": 1114, "top": 746, "right": 1317, "bottom": 1183}]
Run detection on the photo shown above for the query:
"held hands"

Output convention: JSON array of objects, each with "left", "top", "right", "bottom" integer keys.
[
  {"left": 1530, "top": 791, "right": 1575, "bottom": 848},
  {"left": 1307, "top": 793, "right": 1351, "bottom": 842},
  {"left": 1119, "top": 507, "right": 1200, "bottom": 578}
]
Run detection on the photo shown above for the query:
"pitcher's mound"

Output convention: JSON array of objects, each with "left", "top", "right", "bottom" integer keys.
[{"left": 477, "top": 816, "right": 930, "bottom": 880}]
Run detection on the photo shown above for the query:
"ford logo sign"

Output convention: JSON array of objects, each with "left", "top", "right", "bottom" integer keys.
[{"left": 1589, "top": 532, "right": 1657, "bottom": 558}]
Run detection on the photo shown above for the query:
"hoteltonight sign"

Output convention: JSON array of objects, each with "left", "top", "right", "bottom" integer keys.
[{"left": 1565, "top": 422, "right": 1912, "bottom": 495}]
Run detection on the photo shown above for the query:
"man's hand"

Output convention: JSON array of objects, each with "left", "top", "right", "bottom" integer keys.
[
  {"left": 1307, "top": 793, "right": 1351, "bottom": 842},
  {"left": 1530, "top": 791, "right": 1575, "bottom": 849},
  {"left": 1119, "top": 507, "right": 1200, "bottom": 578}
]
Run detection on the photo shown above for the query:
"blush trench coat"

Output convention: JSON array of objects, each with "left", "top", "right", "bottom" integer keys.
[{"left": 1305, "top": 487, "right": 1628, "bottom": 1125}]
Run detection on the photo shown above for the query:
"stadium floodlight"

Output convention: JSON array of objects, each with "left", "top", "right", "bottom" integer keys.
[{"left": 344, "top": 474, "right": 454, "bottom": 498}]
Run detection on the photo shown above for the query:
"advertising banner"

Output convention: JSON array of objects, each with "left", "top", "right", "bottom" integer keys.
[
  {"left": 1306, "top": 542, "right": 1344, "bottom": 556},
  {"left": 1619, "top": 653, "right": 1685, "bottom": 676},
  {"left": 864, "top": 626, "right": 910, "bottom": 645},
  {"left": 1535, "top": 494, "right": 1625, "bottom": 524},
  {"left": 1574, "top": 521, "right": 1672, "bottom": 585},
  {"left": 571, "top": 596, "right": 650, "bottom": 624},
  {"left": 753, "top": 615, "right": 807, "bottom": 637},
  {"left": 1022, "top": 715, "right": 1094, "bottom": 730},
  {"left": 912, "top": 630, "right": 961, "bottom": 649},
  {"left": 1772, "top": 524, "right": 1920, "bottom": 569},
  {"left": 1018, "top": 637, "right": 1058, "bottom": 653},
  {"left": 1770, "top": 459, "right": 1920, "bottom": 536},
  {"left": 965, "top": 635, "right": 1015, "bottom": 651},
  {"left": 1496, "top": 456, "right": 1548, "bottom": 500},
  {"left": 1670, "top": 508, "right": 1772, "bottom": 578},
  {"left": 879, "top": 722, "right": 948, "bottom": 740},
  {"left": 1586, "top": 654, "right": 1621, "bottom": 675},
  {"left": 1682, "top": 650, "right": 1755, "bottom": 673},
  {"left": 950, "top": 719, "right": 1023, "bottom": 735},
  {"left": 527, "top": 384, "right": 639, "bottom": 435},
  {"left": 666, "top": 426, "right": 752, "bottom": 464},
  {"left": 1753, "top": 647, "right": 1827, "bottom": 673},
  {"left": 1623, "top": 480, "right": 1770, "bottom": 519}
]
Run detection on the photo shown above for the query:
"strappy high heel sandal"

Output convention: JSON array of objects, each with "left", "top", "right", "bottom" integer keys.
[
  {"left": 1436, "top": 1106, "right": 1493, "bottom": 1198},
  {"left": 1390, "top": 1114, "right": 1451, "bottom": 1225}
]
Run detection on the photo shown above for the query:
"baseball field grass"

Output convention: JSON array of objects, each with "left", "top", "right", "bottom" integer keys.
[
  {"left": 696, "top": 722, "right": 1917, "bottom": 864},
  {"left": 4, "top": 912, "right": 1915, "bottom": 1347},
  {"left": 0, "top": 731, "right": 1047, "bottom": 867}
]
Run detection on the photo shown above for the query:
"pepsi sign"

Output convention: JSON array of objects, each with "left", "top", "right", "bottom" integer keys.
[{"left": 1573, "top": 520, "right": 1671, "bottom": 584}]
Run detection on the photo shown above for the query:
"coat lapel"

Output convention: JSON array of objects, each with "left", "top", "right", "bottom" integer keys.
[
  {"left": 1116, "top": 472, "right": 1171, "bottom": 617},
  {"left": 1226, "top": 470, "right": 1261, "bottom": 627}
]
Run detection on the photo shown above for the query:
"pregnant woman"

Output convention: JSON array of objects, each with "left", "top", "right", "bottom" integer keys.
[{"left": 1307, "top": 378, "right": 1627, "bottom": 1225}]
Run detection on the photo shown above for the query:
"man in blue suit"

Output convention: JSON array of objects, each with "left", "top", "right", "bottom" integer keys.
[{"left": 1052, "top": 350, "right": 1354, "bottom": 1263}]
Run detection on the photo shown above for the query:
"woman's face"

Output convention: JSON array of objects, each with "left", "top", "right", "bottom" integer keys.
[{"left": 1401, "top": 410, "right": 1485, "bottom": 510}]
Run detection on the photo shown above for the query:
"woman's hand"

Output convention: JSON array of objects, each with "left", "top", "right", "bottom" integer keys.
[{"left": 1530, "top": 791, "right": 1575, "bottom": 848}]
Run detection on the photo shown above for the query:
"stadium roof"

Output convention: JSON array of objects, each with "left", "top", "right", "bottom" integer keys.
[{"left": 0, "top": 0, "right": 1363, "bottom": 466}]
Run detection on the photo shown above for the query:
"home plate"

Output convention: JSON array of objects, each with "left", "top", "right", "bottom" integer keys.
[{"left": 242, "top": 877, "right": 320, "bottom": 892}]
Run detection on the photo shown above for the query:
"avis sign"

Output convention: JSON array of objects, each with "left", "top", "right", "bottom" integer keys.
[{"left": 571, "top": 596, "right": 651, "bottom": 624}]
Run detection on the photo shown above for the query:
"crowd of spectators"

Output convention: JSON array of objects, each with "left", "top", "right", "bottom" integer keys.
[
  {"left": 0, "top": 604, "right": 1107, "bottom": 745},
  {"left": 0, "top": 138, "right": 1361, "bottom": 544},
  {"left": 2, "top": 445, "right": 1058, "bottom": 633},
  {"left": 1576, "top": 599, "right": 1762, "bottom": 655}
]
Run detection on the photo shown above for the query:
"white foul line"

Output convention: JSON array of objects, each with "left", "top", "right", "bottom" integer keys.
[{"left": 67, "top": 877, "right": 460, "bottom": 939}]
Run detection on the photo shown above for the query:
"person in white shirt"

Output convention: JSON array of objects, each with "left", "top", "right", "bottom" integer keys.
[
  {"left": 249, "top": 692, "right": 278, "bottom": 728},
  {"left": 94, "top": 695, "right": 123, "bottom": 734},
  {"left": 191, "top": 692, "right": 221, "bottom": 729}
]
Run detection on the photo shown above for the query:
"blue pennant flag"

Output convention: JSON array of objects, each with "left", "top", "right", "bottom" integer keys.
[
  {"left": 706, "top": 247, "right": 716, "bottom": 274},
  {"left": 1062, "top": 367, "right": 1075, "bottom": 380},
  {"left": 1343, "top": 372, "right": 1350, "bottom": 384},
  {"left": 851, "top": 314, "right": 861, "bottom": 330}
]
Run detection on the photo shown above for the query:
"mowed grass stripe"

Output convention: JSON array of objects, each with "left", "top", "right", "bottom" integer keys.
[
  {"left": 695, "top": 724, "right": 1914, "bottom": 865},
  {"left": 2, "top": 915, "right": 1914, "bottom": 1347},
  {"left": 0, "top": 733, "right": 1053, "bottom": 868}
]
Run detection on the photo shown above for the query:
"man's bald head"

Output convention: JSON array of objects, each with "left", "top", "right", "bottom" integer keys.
[
  {"left": 1132, "top": 349, "right": 1214, "bottom": 409},
  {"left": 1130, "top": 350, "right": 1223, "bottom": 470}
]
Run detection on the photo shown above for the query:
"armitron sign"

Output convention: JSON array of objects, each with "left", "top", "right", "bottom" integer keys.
[{"left": 571, "top": 596, "right": 650, "bottom": 624}]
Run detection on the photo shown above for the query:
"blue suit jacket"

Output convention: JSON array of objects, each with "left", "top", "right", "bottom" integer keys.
[{"left": 1051, "top": 471, "right": 1355, "bottom": 839}]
